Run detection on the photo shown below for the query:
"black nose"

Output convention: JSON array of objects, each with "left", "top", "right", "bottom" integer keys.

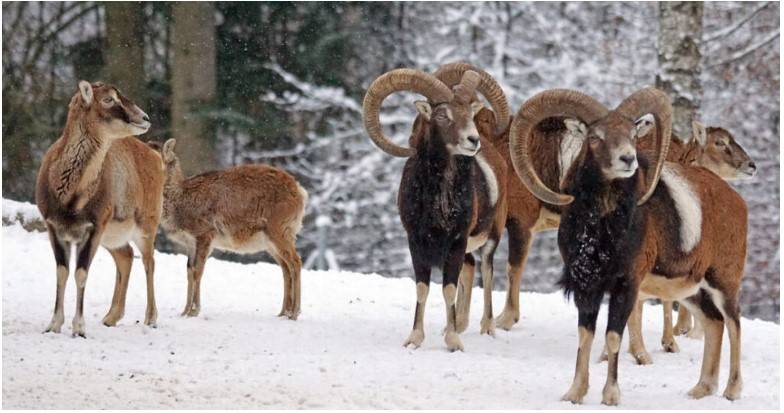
[
  {"left": 619, "top": 154, "right": 636, "bottom": 166},
  {"left": 748, "top": 161, "right": 756, "bottom": 170},
  {"left": 142, "top": 114, "right": 150, "bottom": 122},
  {"left": 467, "top": 136, "right": 480, "bottom": 146}
]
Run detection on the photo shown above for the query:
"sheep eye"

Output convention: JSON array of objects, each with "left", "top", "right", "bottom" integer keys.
[
  {"left": 102, "top": 97, "right": 114, "bottom": 104},
  {"left": 715, "top": 140, "right": 725, "bottom": 147}
]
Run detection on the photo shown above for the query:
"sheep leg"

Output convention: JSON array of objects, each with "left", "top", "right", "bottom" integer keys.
[
  {"left": 181, "top": 255, "right": 195, "bottom": 316},
  {"left": 138, "top": 235, "right": 158, "bottom": 326},
  {"left": 443, "top": 243, "right": 466, "bottom": 352},
  {"left": 674, "top": 302, "right": 693, "bottom": 335},
  {"left": 72, "top": 226, "right": 103, "bottom": 338},
  {"left": 626, "top": 300, "right": 653, "bottom": 365},
  {"left": 686, "top": 313, "right": 704, "bottom": 339},
  {"left": 661, "top": 300, "right": 679, "bottom": 352},
  {"left": 496, "top": 219, "right": 531, "bottom": 331},
  {"left": 455, "top": 254, "right": 475, "bottom": 334},
  {"left": 683, "top": 294, "right": 723, "bottom": 399},
  {"left": 102, "top": 244, "right": 133, "bottom": 326},
  {"left": 562, "top": 307, "right": 599, "bottom": 404},
  {"left": 44, "top": 229, "right": 70, "bottom": 334},
  {"left": 270, "top": 248, "right": 293, "bottom": 318},
  {"left": 601, "top": 288, "right": 637, "bottom": 406},
  {"left": 722, "top": 299, "right": 743, "bottom": 400},
  {"left": 479, "top": 238, "right": 499, "bottom": 337},
  {"left": 403, "top": 259, "right": 430, "bottom": 349},
  {"left": 187, "top": 236, "right": 211, "bottom": 318}
]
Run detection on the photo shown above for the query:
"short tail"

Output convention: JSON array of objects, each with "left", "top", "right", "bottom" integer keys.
[{"left": 291, "top": 183, "right": 308, "bottom": 237}]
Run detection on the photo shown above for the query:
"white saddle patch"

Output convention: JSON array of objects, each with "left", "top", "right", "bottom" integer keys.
[
  {"left": 660, "top": 164, "right": 702, "bottom": 253},
  {"left": 559, "top": 123, "right": 586, "bottom": 185},
  {"left": 475, "top": 153, "right": 499, "bottom": 206}
]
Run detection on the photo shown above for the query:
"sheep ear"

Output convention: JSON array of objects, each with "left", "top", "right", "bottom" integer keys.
[
  {"left": 634, "top": 113, "right": 655, "bottom": 138},
  {"left": 692, "top": 121, "right": 707, "bottom": 146},
  {"left": 414, "top": 100, "right": 432, "bottom": 120},
  {"left": 563, "top": 118, "right": 587, "bottom": 139},
  {"left": 162, "top": 138, "right": 177, "bottom": 162},
  {"left": 78, "top": 81, "right": 93, "bottom": 106},
  {"left": 470, "top": 100, "right": 485, "bottom": 116}
]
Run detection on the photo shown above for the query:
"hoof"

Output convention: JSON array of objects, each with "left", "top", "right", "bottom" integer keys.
[
  {"left": 723, "top": 381, "right": 743, "bottom": 401},
  {"left": 661, "top": 340, "right": 680, "bottom": 353},
  {"left": 283, "top": 309, "right": 299, "bottom": 320},
  {"left": 72, "top": 318, "right": 86, "bottom": 338},
  {"left": 43, "top": 323, "right": 63, "bottom": 334},
  {"left": 688, "top": 382, "right": 717, "bottom": 399},
  {"left": 561, "top": 386, "right": 587, "bottom": 404},
  {"left": 674, "top": 325, "right": 690, "bottom": 336},
  {"left": 631, "top": 351, "right": 653, "bottom": 365},
  {"left": 185, "top": 308, "right": 199, "bottom": 318},
  {"left": 601, "top": 384, "right": 621, "bottom": 406},
  {"left": 444, "top": 331, "right": 464, "bottom": 352},
  {"left": 144, "top": 311, "right": 158, "bottom": 327},
  {"left": 495, "top": 309, "right": 519, "bottom": 331},
  {"left": 403, "top": 329, "right": 425, "bottom": 349},
  {"left": 102, "top": 312, "right": 122, "bottom": 327},
  {"left": 479, "top": 317, "right": 495, "bottom": 337}
]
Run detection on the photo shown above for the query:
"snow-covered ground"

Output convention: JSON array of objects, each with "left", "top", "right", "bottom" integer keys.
[{"left": 1, "top": 221, "right": 779, "bottom": 409}]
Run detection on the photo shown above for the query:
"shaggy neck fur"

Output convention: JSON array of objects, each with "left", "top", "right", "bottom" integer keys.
[
  {"left": 49, "top": 99, "right": 109, "bottom": 207},
  {"left": 414, "top": 126, "right": 474, "bottom": 231},
  {"left": 558, "top": 149, "right": 643, "bottom": 312},
  {"left": 400, "top": 122, "right": 475, "bottom": 265}
]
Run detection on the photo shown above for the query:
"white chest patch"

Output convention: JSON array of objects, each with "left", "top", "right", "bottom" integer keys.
[
  {"left": 660, "top": 165, "right": 702, "bottom": 253},
  {"left": 475, "top": 153, "right": 498, "bottom": 206},
  {"left": 558, "top": 129, "right": 585, "bottom": 185}
]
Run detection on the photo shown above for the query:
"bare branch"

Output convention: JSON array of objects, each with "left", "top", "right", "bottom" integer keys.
[
  {"left": 702, "top": 2, "right": 773, "bottom": 44},
  {"left": 707, "top": 30, "right": 780, "bottom": 68}
]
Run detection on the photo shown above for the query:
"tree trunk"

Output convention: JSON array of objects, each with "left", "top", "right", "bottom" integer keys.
[
  {"left": 656, "top": 2, "right": 703, "bottom": 141},
  {"left": 104, "top": 3, "right": 146, "bottom": 106},
  {"left": 171, "top": 2, "right": 217, "bottom": 174}
]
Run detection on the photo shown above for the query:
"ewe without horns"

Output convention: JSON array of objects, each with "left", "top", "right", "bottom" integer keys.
[
  {"left": 509, "top": 87, "right": 747, "bottom": 405},
  {"left": 36, "top": 80, "right": 162, "bottom": 338}
]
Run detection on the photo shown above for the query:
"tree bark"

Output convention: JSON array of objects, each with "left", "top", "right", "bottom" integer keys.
[
  {"left": 104, "top": 2, "right": 146, "bottom": 105},
  {"left": 171, "top": 2, "right": 217, "bottom": 174},
  {"left": 656, "top": 2, "right": 703, "bottom": 140}
]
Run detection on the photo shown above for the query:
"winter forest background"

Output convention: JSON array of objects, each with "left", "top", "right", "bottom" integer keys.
[{"left": 2, "top": 2, "right": 780, "bottom": 321}]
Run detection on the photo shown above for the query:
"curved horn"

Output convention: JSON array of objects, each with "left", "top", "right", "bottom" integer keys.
[
  {"left": 453, "top": 70, "right": 481, "bottom": 103},
  {"left": 433, "top": 62, "right": 510, "bottom": 133},
  {"left": 614, "top": 87, "right": 672, "bottom": 205},
  {"left": 362, "top": 69, "right": 454, "bottom": 157},
  {"left": 509, "top": 89, "right": 609, "bottom": 205}
]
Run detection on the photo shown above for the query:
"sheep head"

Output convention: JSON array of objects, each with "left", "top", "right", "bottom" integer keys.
[{"left": 509, "top": 88, "right": 672, "bottom": 206}]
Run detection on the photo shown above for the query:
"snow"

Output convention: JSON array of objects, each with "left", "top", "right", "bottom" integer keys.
[
  {"left": 1, "top": 198, "right": 43, "bottom": 226},
  {"left": 2, "top": 223, "right": 779, "bottom": 409}
]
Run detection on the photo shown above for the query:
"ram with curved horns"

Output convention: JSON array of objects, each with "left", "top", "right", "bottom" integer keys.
[
  {"left": 509, "top": 88, "right": 747, "bottom": 405},
  {"left": 362, "top": 67, "right": 509, "bottom": 351}
]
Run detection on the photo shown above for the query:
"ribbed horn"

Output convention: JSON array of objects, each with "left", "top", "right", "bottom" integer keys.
[
  {"left": 509, "top": 89, "right": 609, "bottom": 205},
  {"left": 614, "top": 87, "right": 672, "bottom": 205},
  {"left": 362, "top": 69, "right": 454, "bottom": 157},
  {"left": 433, "top": 62, "right": 510, "bottom": 133}
]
